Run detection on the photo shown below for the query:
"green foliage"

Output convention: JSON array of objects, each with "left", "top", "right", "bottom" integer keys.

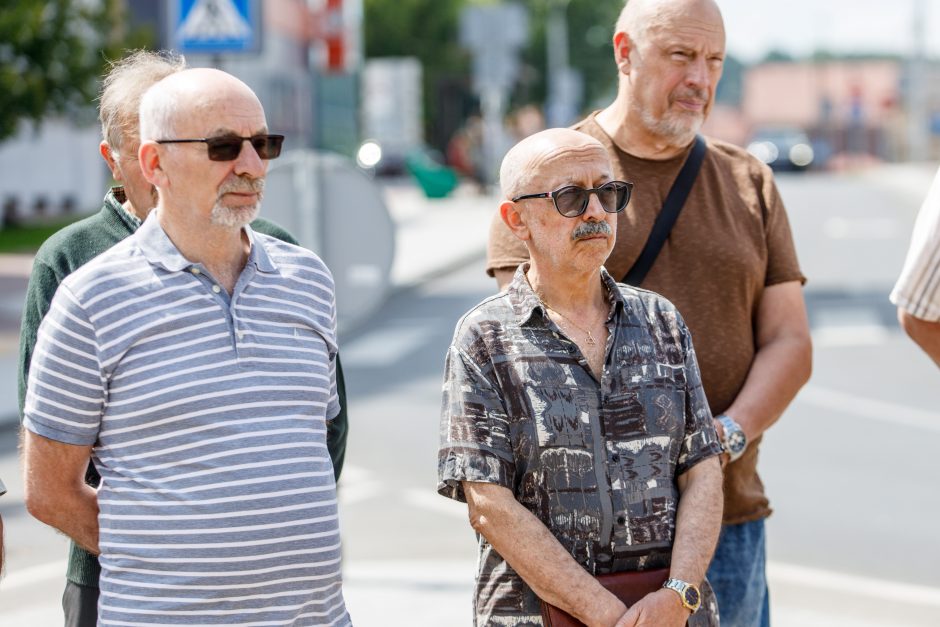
[
  {"left": 0, "top": 0, "right": 150, "bottom": 142},
  {"left": 517, "top": 0, "right": 623, "bottom": 113},
  {"left": 0, "top": 214, "right": 83, "bottom": 253}
]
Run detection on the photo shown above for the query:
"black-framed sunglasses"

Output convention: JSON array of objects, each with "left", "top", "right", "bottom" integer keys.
[
  {"left": 512, "top": 180, "right": 633, "bottom": 218},
  {"left": 156, "top": 134, "right": 285, "bottom": 162}
]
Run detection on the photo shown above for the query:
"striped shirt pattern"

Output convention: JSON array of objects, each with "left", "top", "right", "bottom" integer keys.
[
  {"left": 24, "top": 213, "right": 350, "bottom": 626},
  {"left": 892, "top": 165, "right": 940, "bottom": 321}
]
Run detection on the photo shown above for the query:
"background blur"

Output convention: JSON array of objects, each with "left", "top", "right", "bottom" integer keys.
[{"left": 0, "top": 1, "right": 938, "bottom": 625}]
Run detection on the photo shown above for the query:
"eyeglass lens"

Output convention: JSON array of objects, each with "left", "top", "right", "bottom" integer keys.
[
  {"left": 206, "top": 135, "right": 284, "bottom": 161},
  {"left": 555, "top": 181, "right": 630, "bottom": 217}
]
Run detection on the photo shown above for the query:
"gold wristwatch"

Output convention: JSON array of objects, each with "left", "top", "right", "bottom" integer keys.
[{"left": 663, "top": 578, "right": 702, "bottom": 612}]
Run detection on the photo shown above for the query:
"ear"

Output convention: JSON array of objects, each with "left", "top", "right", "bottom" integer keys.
[
  {"left": 613, "top": 31, "right": 633, "bottom": 74},
  {"left": 138, "top": 140, "right": 167, "bottom": 187},
  {"left": 100, "top": 141, "right": 121, "bottom": 180},
  {"left": 500, "top": 200, "right": 531, "bottom": 242}
]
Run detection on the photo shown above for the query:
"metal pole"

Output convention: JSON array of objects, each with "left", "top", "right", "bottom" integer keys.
[
  {"left": 907, "top": 0, "right": 928, "bottom": 161},
  {"left": 546, "top": 0, "right": 571, "bottom": 127}
]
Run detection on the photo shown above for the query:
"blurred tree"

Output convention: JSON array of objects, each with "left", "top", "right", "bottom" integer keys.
[
  {"left": 363, "top": 0, "right": 472, "bottom": 150},
  {"left": 0, "top": 0, "right": 148, "bottom": 142},
  {"left": 517, "top": 0, "right": 622, "bottom": 114}
]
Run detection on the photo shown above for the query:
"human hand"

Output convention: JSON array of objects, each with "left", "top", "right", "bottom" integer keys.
[{"left": 614, "top": 588, "right": 691, "bottom": 627}]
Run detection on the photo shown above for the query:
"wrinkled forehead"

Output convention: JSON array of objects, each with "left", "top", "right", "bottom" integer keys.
[
  {"left": 527, "top": 142, "right": 612, "bottom": 187},
  {"left": 184, "top": 95, "right": 267, "bottom": 137}
]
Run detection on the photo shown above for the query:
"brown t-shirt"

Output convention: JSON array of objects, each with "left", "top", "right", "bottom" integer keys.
[{"left": 487, "top": 113, "right": 806, "bottom": 523}]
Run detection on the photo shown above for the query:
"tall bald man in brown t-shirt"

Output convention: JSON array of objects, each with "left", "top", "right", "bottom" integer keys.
[{"left": 487, "top": 1, "right": 812, "bottom": 625}]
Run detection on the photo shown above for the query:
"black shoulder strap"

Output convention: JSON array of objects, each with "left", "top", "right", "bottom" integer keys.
[{"left": 622, "top": 135, "right": 707, "bottom": 286}]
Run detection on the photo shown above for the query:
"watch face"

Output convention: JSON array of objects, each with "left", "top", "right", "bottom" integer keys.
[
  {"left": 728, "top": 430, "right": 746, "bottom": 453},
  {"left": 684, "top": 586, "right": 701, "bottom": 607}
]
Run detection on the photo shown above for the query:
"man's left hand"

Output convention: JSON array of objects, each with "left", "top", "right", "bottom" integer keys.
[{"left": 615, "top": 588, "right": 691, "bottom": 627}]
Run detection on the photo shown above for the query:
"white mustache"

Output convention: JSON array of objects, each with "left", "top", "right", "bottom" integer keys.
[
  {"left": 218, "top": 176, "right": 265, "bottom": 197},
  {"left": 571, "top": 221, "right": 612, "bottom": 240}
]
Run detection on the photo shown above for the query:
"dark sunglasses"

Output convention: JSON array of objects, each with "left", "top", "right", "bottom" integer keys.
[
  {"left": 512, "top": 180, "right": 633, "bottom": 218},
  {"left": 156, "top": 134, "right": 285, "bottom": 162}
]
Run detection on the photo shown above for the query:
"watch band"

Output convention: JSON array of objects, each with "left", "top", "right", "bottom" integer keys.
[
  {"left": 663, "top": 578, "right": 702, "bottom": 612},
  {"left": 716, "top": 413, "right": 747, "bottom": 462}
]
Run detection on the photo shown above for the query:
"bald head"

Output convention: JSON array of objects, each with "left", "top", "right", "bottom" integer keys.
[
  {"left": 139, "top": 68, "right": 264, "bottom": 142},
  {"left": 616, "top": 0, "right": 724, "bottom": 47},
  {"left": 499, "top": 128, "right": 609, "bottom": 201}
]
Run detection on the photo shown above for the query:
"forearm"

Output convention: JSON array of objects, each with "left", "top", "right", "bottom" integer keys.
[
  {"left": 898, "top": 310, "right": 940, "bottom": 367},
  {"left": 671, "top": 458, "right": 723, "bottom": 584},
  {"left": 725, "top": 333, "right": 811, "bottom": 440},
  {"left": 465, "top": 482, "right": 626, "bottom": 627},
  {"left": 23, "top": 431, "right": 100, "bottom": 555}
]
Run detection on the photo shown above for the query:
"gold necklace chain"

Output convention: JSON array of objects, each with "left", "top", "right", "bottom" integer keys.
[{"left": 541, "top": 301, "right": 599, "bottom": 346}]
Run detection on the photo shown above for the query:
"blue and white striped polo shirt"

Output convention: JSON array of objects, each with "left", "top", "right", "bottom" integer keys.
[{"left": 24, "top": 213, "right": 350, "bottom": 626}]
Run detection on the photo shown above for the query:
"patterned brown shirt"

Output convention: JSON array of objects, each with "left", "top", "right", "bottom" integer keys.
[{"left": 438, "top": 265, "right": 722, "bottom": 626}]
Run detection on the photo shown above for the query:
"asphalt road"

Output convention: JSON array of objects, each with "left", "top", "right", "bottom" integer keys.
[{"left": 1, "top": 167, "right": 939, "bottom": 626}]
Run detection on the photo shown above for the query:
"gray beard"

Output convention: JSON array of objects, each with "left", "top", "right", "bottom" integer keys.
[
  {"left": 210, "top": 201, "right": 260, "bottom": 228},
  {"left": 639, "top": 108, "right": 703, "bottom": 147}
]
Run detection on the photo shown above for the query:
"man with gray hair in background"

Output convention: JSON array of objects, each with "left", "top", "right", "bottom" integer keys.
[
  {"left": 17, "top": 49, "right": 349, "bottom": 625},
  {"left": 488, "top": 1, "right": 812, "bottom": 624},
  {"left": 23, "top": 67, "right": 350, "bottom": 625}
]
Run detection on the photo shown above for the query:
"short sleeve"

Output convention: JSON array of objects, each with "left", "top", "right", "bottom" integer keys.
[
  {"left": 485, "top": 211, "right": 530, "bottom": 277},
  {"left": 891, "top": 167, "right": 940, "bottom": 321},
  {"left": 23, "top": 284, "right": 105, "bottom": 445},
  {"left": 326, "top": 291, "right": 340, "bottom": 421},
  {"left": 761, "top": 173, "right": 806, "bottom": 287},
  {"left": 676, "top": 319, "right": 722, "bottom": 475},
  {"left": 437, "top": 344, "right": 516, "bottom": 502}
]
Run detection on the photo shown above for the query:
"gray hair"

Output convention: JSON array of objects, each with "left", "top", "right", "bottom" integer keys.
[
  {"left": 138, "top": 77, "right": 180, "bottom": 143},
  {"left": 99, "top": 49, "right": 186, "bottom": 155}
]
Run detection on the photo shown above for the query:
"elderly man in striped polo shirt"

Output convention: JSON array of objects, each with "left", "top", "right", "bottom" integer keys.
[{"left": 23, "top": 68, "right": 350, "bottom": 625}]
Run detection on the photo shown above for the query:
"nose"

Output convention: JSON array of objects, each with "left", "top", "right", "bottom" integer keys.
[
  {"left": 686, "top": 56, "right": 711, "bottom": 91},
  {"left": 233, "top": 139, "right": 266, "bottom": 178},
  {"left": 582, "top": 189, "right": 607, "bottom": 220}
]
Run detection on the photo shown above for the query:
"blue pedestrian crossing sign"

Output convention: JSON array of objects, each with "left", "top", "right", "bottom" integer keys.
[{"left": 173, "top": 0, "right": 261, "bottom": 54}]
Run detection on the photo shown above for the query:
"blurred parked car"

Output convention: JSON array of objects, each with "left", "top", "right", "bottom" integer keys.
[{"left": 747, "top": 127, "right": 816, "bottom": 172}]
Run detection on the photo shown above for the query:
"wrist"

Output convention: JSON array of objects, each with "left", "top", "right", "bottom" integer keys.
[{"left": 715, "top": 413, "right": 747, "bottom": 463}]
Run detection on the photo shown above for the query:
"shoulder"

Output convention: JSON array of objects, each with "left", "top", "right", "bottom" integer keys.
[
  {"left": 702, "top": 136, "right": 776, "bottom": 182},
  {"left": 57, "top": 237, "right": 144, "bottom": 302},
  {"left": 249, "top": 217, "right": 298, "bottom": 245},
  {"left": 450, "top": 291, "right": 515, "bottom": 353},
  {"left": 32, "top": 208, "right": 114, "bottom": 270},
  {"left": 616, "top": 282, "right": 689, "bottom": 333},
  {"left": 257, "top": 234, "right": 335, "bottom": 288}
]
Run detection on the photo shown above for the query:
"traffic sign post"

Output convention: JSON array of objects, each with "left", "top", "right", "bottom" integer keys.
[
  {"left": 171, "top": 0, "right": 262, "bottom": 55},
  {"left": 459, "top": 4, "right": 529, "bottom": 188}
]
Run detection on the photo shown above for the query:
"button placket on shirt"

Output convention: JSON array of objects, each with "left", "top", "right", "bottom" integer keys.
[{"left": 189, "top": 265, "right": 242, "bottom": 355}]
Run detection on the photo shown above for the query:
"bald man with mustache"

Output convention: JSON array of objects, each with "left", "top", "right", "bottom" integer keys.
[{"left": 441, "top": 127, "right": 723, "bottom": 626}]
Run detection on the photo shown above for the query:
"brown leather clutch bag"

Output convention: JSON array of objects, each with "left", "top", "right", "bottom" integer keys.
[{"left": 539, "top": 567, "right": 671, "bottom": 627}]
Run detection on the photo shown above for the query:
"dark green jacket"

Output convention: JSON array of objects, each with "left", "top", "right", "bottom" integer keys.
[{"left": 18, "top": 188, "right": 349, "bottom": 587}]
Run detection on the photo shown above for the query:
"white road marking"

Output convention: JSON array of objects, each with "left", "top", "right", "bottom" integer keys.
[
  {"left": 812, "top": 324, "right": 890, "bottom": 347},
  {"left": 341, "top": 326, "right": 427, "bottom": 368},
  {"left": 797, "top": 385, "right": 940, "bottom": 433},
  {"left": 0, "top": 559, "right": 66, "bottom": 593},
  {"left": 768, "top": 561, "right": 940, "bottom": 608},
  {"left": 402, "top": 488, "right": 468, "bottom": 520},
  {"left": 337, "top": 464, "right": 384, "bottom": 506},
  {"left": 824, "top": 217, "right": 898, "bottom": 240}
]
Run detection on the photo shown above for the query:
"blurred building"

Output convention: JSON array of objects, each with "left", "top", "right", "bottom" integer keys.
[{"left": 704, "top": 58, "right": 940, "bottom": 165}]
